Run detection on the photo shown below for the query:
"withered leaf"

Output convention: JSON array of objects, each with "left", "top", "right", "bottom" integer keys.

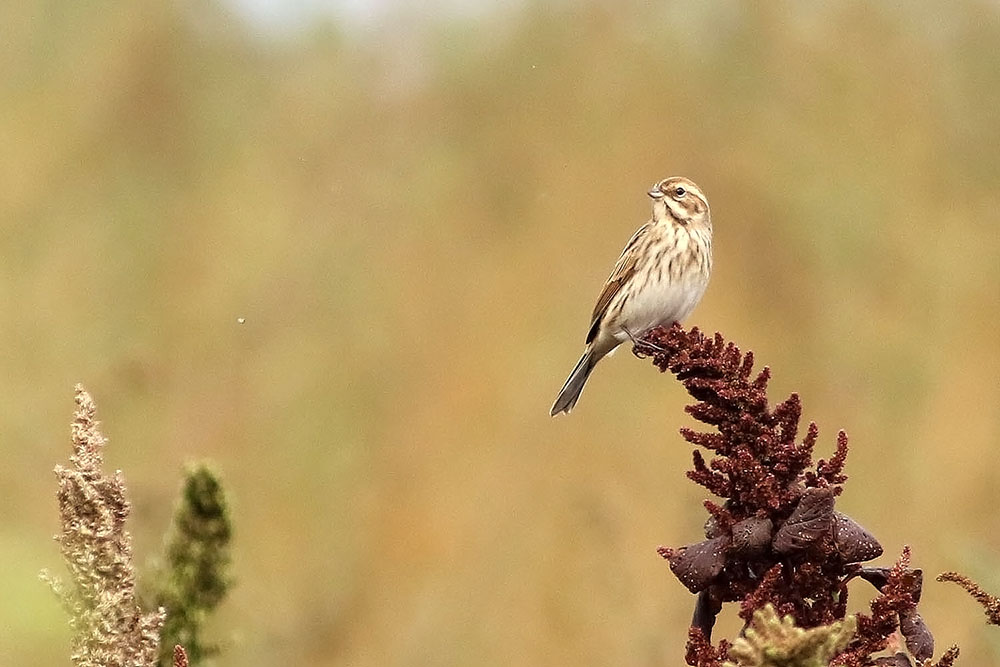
[
  {"left": 730, "top": 516, "right": 773, "bottom": 557},
  {"left": 704, "top": 513, "right": 724, "bottom": 539},
  {"left": 667, "top": 536, "right": 730, "bottom": 593},
  {"left": 905, "top": 569, "right": 924, "bottom": 603},
  {"left": 833, "top": 511, "right": 883, "bottom": 563},
  {"left": 900, "top": 609, "right": 934, "bottom": 661},
  {"left": 773, "top": 487, "right": 835, "bottom": 554},
  {"left": 857, "top": 567, "right": 924, "bottom": 603},
  {"left": 873, "top": 653, "right": 913, "bottom": 667},
  {"left": 691, "top": 588, "right": 723, "bottom": 640},
  {"left": 857, "top": 566, "right": 891, "bottom": 591}
]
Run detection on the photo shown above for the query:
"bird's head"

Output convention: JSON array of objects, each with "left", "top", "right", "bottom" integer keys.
[{"left": 648, "top": 177, "right": 710, "bottom": 227}]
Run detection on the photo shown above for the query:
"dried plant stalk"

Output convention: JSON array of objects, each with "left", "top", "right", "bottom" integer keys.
[{"left": 41, "top": 385, "right": 165, "bottom": 667}]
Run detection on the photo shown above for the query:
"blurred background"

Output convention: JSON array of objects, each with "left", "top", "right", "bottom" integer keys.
[{"left": 3, "top": 0, "right": 1000, "bottom": 664}]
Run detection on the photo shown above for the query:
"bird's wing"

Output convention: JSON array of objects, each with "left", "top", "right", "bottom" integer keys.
[{"left": 586, "top": 222, "right": 650, "bottom": 344}]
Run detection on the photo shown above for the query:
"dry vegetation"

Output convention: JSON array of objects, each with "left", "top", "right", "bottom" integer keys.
[{"left": 5, "top": 1, "right": 1000, "bottom": 665}]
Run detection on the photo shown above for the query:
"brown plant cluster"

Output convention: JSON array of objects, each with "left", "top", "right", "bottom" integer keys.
[{"left": 636, "top": 325, "right": 958, "bottom": 667}]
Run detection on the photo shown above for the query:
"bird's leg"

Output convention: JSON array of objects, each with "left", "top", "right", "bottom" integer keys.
[{"left": 624, "top": 326, "right": 666, "bottom": 356}]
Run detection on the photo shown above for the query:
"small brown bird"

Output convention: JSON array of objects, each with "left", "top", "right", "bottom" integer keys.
[{"left": 550, "top": 177, "right": 713, "bottom": 415}]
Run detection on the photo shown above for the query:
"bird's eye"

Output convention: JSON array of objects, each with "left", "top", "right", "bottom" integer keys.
[{"left": 674, "top": 186, "right": 686, "bottom": 198}]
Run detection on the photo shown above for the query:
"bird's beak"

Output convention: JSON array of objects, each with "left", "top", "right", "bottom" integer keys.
[{"left": 648, "top": 188, "right": 664, "bottom": 199}]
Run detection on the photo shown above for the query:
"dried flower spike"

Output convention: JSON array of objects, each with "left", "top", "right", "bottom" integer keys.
[
  {"left": 41, "top": 385, "right": 165, "bottom": 667},
  {"left": 937, "top": 572, "right": 1000, "bottom": 625}
]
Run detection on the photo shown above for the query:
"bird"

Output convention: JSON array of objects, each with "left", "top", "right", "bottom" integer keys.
[{"left": 550, "top": 176, "right": 713, "bottom": 416}]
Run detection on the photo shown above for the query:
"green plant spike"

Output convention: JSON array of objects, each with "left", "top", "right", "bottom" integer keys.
[{"left": 147, "top": 463, "right": 234, "bottom": 667}]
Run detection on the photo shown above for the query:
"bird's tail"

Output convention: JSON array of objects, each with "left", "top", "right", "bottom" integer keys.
[{"left": 550, "top": 349, "right": 596, "bottom": 416}]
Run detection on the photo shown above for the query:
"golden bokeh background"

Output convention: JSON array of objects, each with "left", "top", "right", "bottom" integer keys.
[{"left": 3, "top": 1, "right": 1000, "bottom": 664}]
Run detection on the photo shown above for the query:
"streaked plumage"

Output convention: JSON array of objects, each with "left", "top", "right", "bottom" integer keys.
[{"left": 550, "top": 177, "right": 713, "bottom": 416}]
